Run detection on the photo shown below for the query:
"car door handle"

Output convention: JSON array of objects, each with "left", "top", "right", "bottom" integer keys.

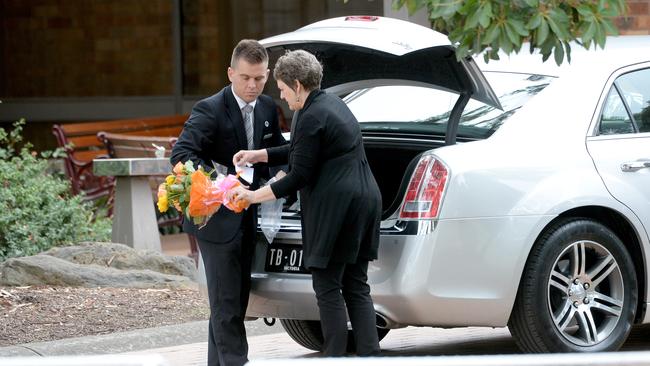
[{"left": 621, "top": 159, "right": 650, "bottom": 172}]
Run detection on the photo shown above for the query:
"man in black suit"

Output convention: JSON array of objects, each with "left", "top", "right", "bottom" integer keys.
[{"left": 170, "top": 39, "right": 285, "bottom": 366}]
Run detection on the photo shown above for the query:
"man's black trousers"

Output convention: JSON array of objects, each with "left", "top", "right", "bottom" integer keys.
[{"left": 197, "top": 216, "right": 255, "bottom": 366}]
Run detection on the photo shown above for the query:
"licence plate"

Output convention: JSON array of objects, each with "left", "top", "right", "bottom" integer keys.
[{"left": 265, "top": 244, "right": 309, "bottom": 273}]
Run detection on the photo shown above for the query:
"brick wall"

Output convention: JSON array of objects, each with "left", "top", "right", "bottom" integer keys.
[
  {"left": 0, "top": 0, "right": 647, "bottom": 99},
  {"left": 618, "top": 1, "right": 650, "bottom": 34},
  {"left": 0, "top": 0, "right": 174, "bottom": 98},
  {"left": 181, "top": 0, "right": 227, "bottom": 96}
]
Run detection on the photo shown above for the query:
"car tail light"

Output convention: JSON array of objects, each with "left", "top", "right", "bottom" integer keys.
[{"left": 399, "top": 155, "right": 448, "bottom": 220}]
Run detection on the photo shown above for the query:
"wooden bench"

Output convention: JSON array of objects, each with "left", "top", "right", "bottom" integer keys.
[
  {"left": 52, "top": 114, "right": 188, "bottom": 201},
  {"left": 97, "top": 132, "right": 178, "bottom": 159},
  {"left": 96, "top": 132, "right": 199, "bottom": 264},
  {"left": 97, "top": 131, "right": 180, "bottom": 227},
  {"left": 53, "top": 114, "right": 198, "bottom": 263}
]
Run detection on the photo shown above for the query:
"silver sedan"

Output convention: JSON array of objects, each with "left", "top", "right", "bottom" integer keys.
[{"left": 203, "top": 16, "right": 650, "bottom": 353}]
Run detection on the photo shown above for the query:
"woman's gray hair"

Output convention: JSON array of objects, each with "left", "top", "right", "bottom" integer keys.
[{"left": 273, "top": 50, "right": 323, "bottom": 91}]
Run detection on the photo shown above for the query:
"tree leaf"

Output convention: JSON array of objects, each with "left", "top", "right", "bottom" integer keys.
[
  {"left": 499, "top": 29, "right": 513, "bottom": 54},
  {"left": 392, "top": 0, "right": 621, "bottom": 66},
  {"left": 392, "top": 0, "right": 407, "bottom": 11},
  {"left": 600, "top": 7, "right": 618, "bottom": 17},
  {"left": 403, "top": 0, "right": 426, "bottom": 15},
  {"left": 459, "top": 0, "right": 479, "bottom": 16},
  {"left": 546, "top": 13, "right": 569, "bottom": 40},
  {"left": 540, "top": 36, "right": 555, "bottom": 57},
  {"left": 505, "top": 22, "right": 520, "bottom": 44},
  {"left": 553, "top": 42, "right": 565, "bottom": 66},
  {"left": 563, "top": 41, "right": 572, "bottom": 63},
  {"left": 576, "top": 4, "right": 594, "bottom": 18},
  {"left": 602, "top": 19, "right": 619, "bottom": 35},
  {"left": 537, "top": 19, "right": 549, "bottom": 44},
  {"left": 612, "top": 0, "right": 627, "bottom": 13},
  {"left": 478, "top": 2, "right": 493, "bottom": 28},
  {"left": 595, "top": 22, "right": 606, "bottom": 48},
  {"left": 432, "top": 1, "right": 462, "bottom": 18},
  {"left": 472, "top": 34, "right": 484, "bottom": 55},
  {"left": 456, "top": 44, "right": 471, "bottom": 61},
  {"left": 483, "top": 24, "right": 500, "bottom": 44},
  {"left": 549, "top": 8, "right": 570, "bottom": 24},
  {"left": 527, "top": 13, "right": 542, "bottom": 29},
  {"left": 581, "top": 20, "right": 597, "bottom": 43},
  {"left": 509, "top": 19, "right": 529, "bottom": 36},
  {"left": 465, "top": 4, "right": 483, "bottom": 28}
]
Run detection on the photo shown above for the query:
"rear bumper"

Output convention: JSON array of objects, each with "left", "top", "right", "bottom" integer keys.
[{"left": 246, "top": 215, "right": 549, "bottom": 328}]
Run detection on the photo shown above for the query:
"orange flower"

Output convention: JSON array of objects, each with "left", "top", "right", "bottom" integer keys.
[
  {"left": 188, "top": 170, "right": 222, "bottom": 219},
  {"left": 157, "top": 183, "right": 167, "bottom": 198},
  {"left": 173, "top": 161, "right": 185, "bottom": 175},
  {"left": 173, "top": 200, "right": 182, "bottom": 212},
  {"left": 227, "top": 198, "right": 250, "bottom": 213}
]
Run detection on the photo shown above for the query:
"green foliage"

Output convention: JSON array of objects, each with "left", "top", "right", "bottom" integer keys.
[
  {"left": 0, "top": 119, "right": 111, "bottom": 261},
  {"left": 393, "top": 0, "right": 627, "bottom": 65}
]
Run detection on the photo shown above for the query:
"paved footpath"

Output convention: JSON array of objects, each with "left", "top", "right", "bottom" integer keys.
[
  {"left": 4, "top": 321, "right": 650, "bottom": 365},
  {"left": 124, "top": 326, "right": 518, "bottom": 365},
  {"left": 127, "top": 323, "right": 650, "bottom": 365}
]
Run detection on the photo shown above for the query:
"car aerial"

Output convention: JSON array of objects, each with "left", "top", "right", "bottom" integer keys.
[{"left": 197, "top": 16, "right": 650, "bottom": 353}]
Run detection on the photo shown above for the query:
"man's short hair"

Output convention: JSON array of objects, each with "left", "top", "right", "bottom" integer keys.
[{"left": 231, "top": 39, "right": 269, "bottom": 68}]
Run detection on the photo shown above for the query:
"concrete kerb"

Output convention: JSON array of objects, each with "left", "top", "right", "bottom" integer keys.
[
  {"left": 0, "top": 354, "right": 169, "bottom": 366},
  {"left": 247, "top": 352, "right": 650, "bottom": 366},
  {"left": 0, "top": 321, "right": 208, "bottom": 357}
]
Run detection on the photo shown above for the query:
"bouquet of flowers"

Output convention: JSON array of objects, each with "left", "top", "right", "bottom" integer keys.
[{"left": 157, "top": 161, "right": 249, "bottom": 227}]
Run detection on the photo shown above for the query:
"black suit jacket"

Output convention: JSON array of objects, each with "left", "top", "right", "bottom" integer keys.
[
  {"left": 266, "top": 90, "right": 381, "bottom": 268},
  {"left": 171, "top": 85, "right": 286, "bottom": 243}
]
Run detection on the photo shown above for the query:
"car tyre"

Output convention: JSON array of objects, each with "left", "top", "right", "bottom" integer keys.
[
  {"left": 279, "top": 319, "right": 389, "bottom": 353},
  {"left": 509, "top": 218, "right": 637, "bottom": 352}
]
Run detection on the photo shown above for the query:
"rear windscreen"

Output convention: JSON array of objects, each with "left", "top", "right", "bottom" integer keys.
[{"left": 345, "top": 72, "right": 553, "bottom": 140}]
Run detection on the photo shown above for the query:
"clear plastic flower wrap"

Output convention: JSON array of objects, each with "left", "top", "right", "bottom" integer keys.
[{"left": 259, "top": 177, "right": 285, "bottom": 244}]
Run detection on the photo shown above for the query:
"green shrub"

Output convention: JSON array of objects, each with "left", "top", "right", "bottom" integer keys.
[{"left": 0, "top": 119, "right": 111, "bottom": 260}]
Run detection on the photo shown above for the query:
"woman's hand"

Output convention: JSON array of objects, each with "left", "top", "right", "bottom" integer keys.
[
  {"left": 233, "top": 149, "right": 267, "bottom": 167},
  {"left": 274, "top": 170, "right": 287, "bottom": 180},
  {"left": 227, "top": 185, "right": 255, "bottom": 205}
]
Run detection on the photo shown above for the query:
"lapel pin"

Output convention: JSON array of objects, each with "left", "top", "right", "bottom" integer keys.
[{"left": 264, "top": 120, "right": 269, "bottom": 127}]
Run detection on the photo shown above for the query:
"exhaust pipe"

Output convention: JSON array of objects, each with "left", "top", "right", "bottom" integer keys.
[{"left": 375, "top": 312, "right": 394, "bottom": 329}]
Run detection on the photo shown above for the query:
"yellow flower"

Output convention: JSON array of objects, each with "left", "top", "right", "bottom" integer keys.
[
  {"left": 157, "top": 195, "right": 169, "bottom": 213},
  {"left": 165, "top": 175, "right": 175, "bottom": 185}
]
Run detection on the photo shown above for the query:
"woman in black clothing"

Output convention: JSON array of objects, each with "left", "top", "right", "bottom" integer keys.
[{"left": 229, "top": 49, "right": 382, "bottom": 357}]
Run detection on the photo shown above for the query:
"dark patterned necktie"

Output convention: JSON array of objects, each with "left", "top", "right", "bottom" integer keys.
[{"left": 242, "top": 104, "right": 254, "bottom": 149}]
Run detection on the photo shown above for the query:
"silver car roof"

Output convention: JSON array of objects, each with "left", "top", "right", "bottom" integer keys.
[{"left": 479, "top": 35, "right": 650, "bottom": 77}]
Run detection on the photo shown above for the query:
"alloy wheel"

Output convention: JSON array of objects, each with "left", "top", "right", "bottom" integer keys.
[{"left": 547, "top": 240, "right": 624, "bottom": 346}]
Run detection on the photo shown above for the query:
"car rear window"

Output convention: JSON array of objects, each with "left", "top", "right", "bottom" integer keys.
[{"left": 345, "top": 72, "right": 553, "bottom": 140}]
